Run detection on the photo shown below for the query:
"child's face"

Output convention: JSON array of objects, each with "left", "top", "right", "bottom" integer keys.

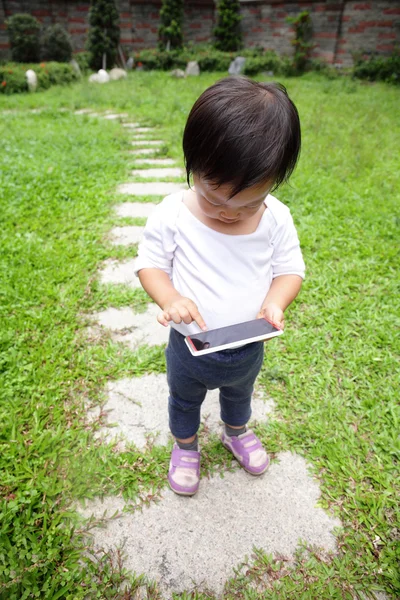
[{"left": 193, "top": 175, "right": 272, "bottom": 224}]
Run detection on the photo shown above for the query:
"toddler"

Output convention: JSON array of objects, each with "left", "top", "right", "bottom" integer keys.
[{"left": 135, "top": 76, "right": 305, "bottom": 496}]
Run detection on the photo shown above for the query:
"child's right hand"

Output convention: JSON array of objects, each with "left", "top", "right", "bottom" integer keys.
[{"left": 158, "top": 297, "right": 207, "bottom": 331}]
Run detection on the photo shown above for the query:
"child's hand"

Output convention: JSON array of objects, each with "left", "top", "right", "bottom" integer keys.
[
  {"left": 158, "top": 297, "right": 207, "bottom": 331},
  {"left": 257, "top": 303, "right": 285, "bottom": 330}
]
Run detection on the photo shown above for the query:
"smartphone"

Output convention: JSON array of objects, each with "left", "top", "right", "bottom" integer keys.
[{"left": 185, "top": 318, "right": 283, "bottom": 356}]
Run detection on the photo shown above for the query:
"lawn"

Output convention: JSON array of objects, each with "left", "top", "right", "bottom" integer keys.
[{"left": 0, "top": 72, "right": 399, "bottom": 599}]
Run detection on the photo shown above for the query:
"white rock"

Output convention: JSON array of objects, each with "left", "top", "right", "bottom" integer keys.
[
  {"left": 89, "top": 69, "right": 110, "bottom": 84},
  {"left": 185, "top": 61, "right": 200, "bottom": 76},
  {"left": 25, "top": 70, "right": 38, "bottom": 92},
  {"left": 133, "top": 158, "right": 177, "bottom": 166},
  {"left": 109, "top": 68, "right": 127, "bottom": 81},
  {"left": 131, "top": 140, "right": 163, "bottom": 146},
  {"left": 170, "top": 69, "right": 185, "bottom": 78},
  {"left": 228, "top": 56, "right": 246, "bottom": 75}
]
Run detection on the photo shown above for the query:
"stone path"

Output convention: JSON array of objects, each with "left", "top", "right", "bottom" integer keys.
[{"left": 76, "top": 109, "right": 343, "bottom": 596}]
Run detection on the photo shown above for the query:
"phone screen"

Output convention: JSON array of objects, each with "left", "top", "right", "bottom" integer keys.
[{"left": 186, "top": 318, "right": 281, "bottom": 354}]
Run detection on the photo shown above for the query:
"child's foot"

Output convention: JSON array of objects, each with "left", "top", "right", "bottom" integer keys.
[
  {"left": 221, "top": 429, "right": 270, "bottom": 475},
  {"left": 168, "top": 444, "right": 200, "bottom": 496}
]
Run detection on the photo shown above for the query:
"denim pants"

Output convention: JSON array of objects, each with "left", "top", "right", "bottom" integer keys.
[{"left": 165, "top": 328, "right": 264, "bottom": 439}]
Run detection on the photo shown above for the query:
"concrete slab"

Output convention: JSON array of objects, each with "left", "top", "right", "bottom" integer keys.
[
  {"left": 93, "top": 304, "right": 169, "bottom": 349},
  {"left": 99, "top": 259, "right": 140, "bottom": 288},
  {"left": 122, "top": 123, "right": 141, "bottom": 128},
  {"left": 130, "top": 168, "right": 184, "bottom": 179},
  {"left": 133, "top": 159, "right": 177, "bottom": 166},
  {"left": 114, "top": 202, "right": 157, "bottom": 218},
  {"left": 103, "top": 113, "right": 129, "bottom": 120},
  {"left": 78, "top": 452, "right": 341, "bottom": 597},
  {"left": 131, "top": 140, "right": 164, "bottom": 146},
  {"left": 117, "top": 182, "right": 186, "bottom": 196},
  {"left": 128, "top": 149, "right": 160, "bottom": 156},
  {"left": 89, "top": 373, "right": 274, "bottom": 449},
  {"left": 74, "top": 108, "right": 93, "bottom": 115},
  {"left": 110, "top": 225, "right": 144, "bottom": 245},
  {"left": 135, "top": 128, "right": 154, "bottom": 133}
]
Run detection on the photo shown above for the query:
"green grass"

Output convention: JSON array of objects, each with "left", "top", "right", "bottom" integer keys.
[{"left": 0, "top": 72, "right": 399, "bottom": 599}]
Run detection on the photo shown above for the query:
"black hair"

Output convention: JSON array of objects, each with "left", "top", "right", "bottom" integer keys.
[{"left": 183, "top": 76, "right": 301, "bottom": 198}]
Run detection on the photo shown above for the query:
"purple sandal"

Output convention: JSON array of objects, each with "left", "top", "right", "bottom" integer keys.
[
  {"left": 168, "top": 444, "right": 200, "bottom": 496},
  {"left": 221, "top": 429, "right": 270, "bottom": 475}
]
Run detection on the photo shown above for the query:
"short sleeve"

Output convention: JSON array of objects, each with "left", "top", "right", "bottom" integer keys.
[
  {"left": 271, "top": 207, "right": 305, "bottom": 279},
  {"left": 134, "top": 194, "right": 181, "bottom": 278}
]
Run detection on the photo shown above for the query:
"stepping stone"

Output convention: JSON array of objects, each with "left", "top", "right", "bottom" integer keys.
[
  {"left": 89, "top": 373, "right": 274, "bottom": 449},
  {"left": 99, "top": 259, "right": 140, "bottom": 287},
  {"left": 117, "top": 182, "right": 186, "bottom": 196},
  {"left": 94, "top": 304, "right": 169, "bottom": 350},
  {"left": 131, "top": 134, "right": 149, "bottom": 140},
  {"left": 131, "top": 140, "right": 163, "bottom": 146},
  {"left": 135, "top": 127, "right": 154, "bottom": 133},
  {"left": 133, "top": 158, "right": 177, "bottom": 166},
  {"left": 122, "top": 122, "right": 141, "bottom": 128},
  {"left": 78, "top": 452, "right": 341, "bottom": 596},
  {"left": 115, "top": 202, "right": 157, "bottom": 218},
  {"left": 74, "top": 108, "right": 93, "bottom": 115},
  {"left": 128, "top": 149, "right": 161, "bottom": 156},
  {"left": 110, "top": 225, "right": 144, "bottom": 245},
  {"left": 103, "top": 113, "right": 129, "bottom": 120},
  {"left": 130, "top": 168, "right": 184, "bottom": 179}
]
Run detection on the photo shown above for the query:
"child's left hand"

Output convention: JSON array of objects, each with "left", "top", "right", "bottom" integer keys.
[{"left": 257, "top": 303, "right": 285, "bottom": 330}]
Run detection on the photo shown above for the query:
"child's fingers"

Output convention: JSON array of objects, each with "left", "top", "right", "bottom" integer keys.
[
  {"left": 190, "top": 306, "right": 207, "bottom": 331},
  {"left": 157, "top": 311, "right": 170, "bottom": 327}
]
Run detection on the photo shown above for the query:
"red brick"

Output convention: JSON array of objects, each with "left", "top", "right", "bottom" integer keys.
[
  {"left": 383, "top": 7, "right": 400, "bottom": 15},
  {"left": 315, "top": 32, "right": 337, "bottom": 38},
  {"left": 353, "top": 3, "right": 371, "bottom": 9},
  {"left": 57, "top": 11, "right": 68, "bottom": 18},
  {"left": 273, "top": 33, "right": 281, "bottom": 37},
  {"left": 338, "top": 38, "right": 347, "bottom": 44},
  {"left": 359, "top": 20, "right": 393, "bottom": 28},
  {"left": 336, "top": 48, "right": 346, "bottom": 54},
  {"left": 261, "top": 18, "right": 271, "bottom": 24},
  {"left": 378, "top": 32, "right": 396, "bottom": 39},
  {"left": 120, "top": 23, "right": 131, "bottom": 29},
  {"left": 276, "top": 12, "right": 287, "bottom": 18},
  {"left": 151, "top": 28, "right": 158, "bottom": 34},
  {"left": 69, "top": 28, "right": 88, "bottom": 34},
  {"left": 252, "top": 27, "right": 264, "bottom": 33},
  {"left": 121, "top": 12, "right": 131, "bottom": 18},
  {"left": 249, "top": 8, "right": 260, "bottom": 15},
  {"left": 342, "top": 16, "right": 351, "bottom": 22},
  {"left": 0, "top": 43, "right": 9, "bottom": 49},
  {"left": 130, "top": 38, "right": 144, "bottom": 44},
  {"left": 76, "top": 5, "right": 89, "bottom": 11},
  {"left": 70, "top": 18, "right": 85, "bottom": 24},
  {"left": 136, "top": 23, "right": 151, "bottom": 29},
  {"left": 32, "top": 10, "right": 51, "bottom": 17},
  {"left": 195, "top": 36, "right": 208, "bottom": 42},
  {"left": 335, "top": 59, "right": 343, "bottom": 64},
  {"left": 376, "top": 43, "right": 395, "bottom": 52},
  {"left": 0, "top": 24, "right": 6, "bottom": 30},
  {"left": 348, "top": 26, "right": 365, "bottom": 33},
  {"left": 190, "top": 23, "right": 201, "bottom": 29}
]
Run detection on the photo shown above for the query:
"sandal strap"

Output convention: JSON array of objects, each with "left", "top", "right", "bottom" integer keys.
[{"left": 170, "top": 447, "right": 200, "bottom": 469}]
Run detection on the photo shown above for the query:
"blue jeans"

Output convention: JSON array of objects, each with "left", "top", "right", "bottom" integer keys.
[{"left": 165, "top": 328, "right": 264, "bottom": 439}]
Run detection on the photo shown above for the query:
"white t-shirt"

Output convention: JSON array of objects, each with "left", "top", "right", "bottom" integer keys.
[{"left": 135, "top": 192, "right": 305, "bottom": 337}]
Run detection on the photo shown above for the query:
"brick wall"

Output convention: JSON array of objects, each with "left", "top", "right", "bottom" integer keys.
[{"left": 1, "top": 0, "right": 399, "bottom": 67}]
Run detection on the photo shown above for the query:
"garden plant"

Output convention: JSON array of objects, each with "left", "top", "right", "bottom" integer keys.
[{"left": 0, "top": 71, "right": 399, "bottom": 598}]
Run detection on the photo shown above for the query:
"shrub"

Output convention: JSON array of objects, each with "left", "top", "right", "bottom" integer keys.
[
  {"left": 0, "top": 62, "right": 79, "bottom": 95},
  {"left": 41, "top": 24, "right": 73, "bottom": 62},
  {"left": 0, "top": 65, "right": 28, "bottom": 94},
  {"left": 74, "top": 51, "right": 91, "bottom": 73},
  {"left": 286, "top": 11, "right": 314, "bottom": 74},
  {"left": 213, "top": 0, "right": 243, "bottom": 52},
  {"left": 352, "top": 51, "right": 400, "bottom": 84},
  {"left": 158, "top": 0, "right": 184, "bottom": 51},
  {"left": 5, "top": 13, "right": 41, "bottom": 63},
  {"left": 86, "top": 0, "right": 120, "bottom": 71}
]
